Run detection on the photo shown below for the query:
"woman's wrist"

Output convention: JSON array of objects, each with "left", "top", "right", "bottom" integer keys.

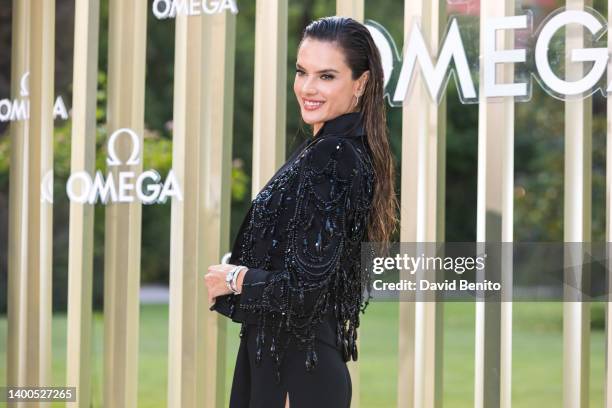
[{"left": 235, "top": 266, "right": 247, "bottom": 294}]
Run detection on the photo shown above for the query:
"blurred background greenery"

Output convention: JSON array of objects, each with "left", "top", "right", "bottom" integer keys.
[
  {"left": 0, "top": 302, "right": 605, "bottom": 407},
  {"left": 0, "top": 0, "right": 606, "bottom": 313},
  {"left": 0, "top": 0, "right": 607, "bottom": 313},
  {"left": 0, "top": 0, "right": 609, "bottom": 405}
]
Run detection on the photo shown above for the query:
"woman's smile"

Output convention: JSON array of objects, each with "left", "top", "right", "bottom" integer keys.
[{"left": 302, "top": 98, "right": 325, "bottom": 111}]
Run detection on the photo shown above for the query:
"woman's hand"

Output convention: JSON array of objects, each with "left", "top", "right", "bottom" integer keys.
[{"left": 204, "top": 264, "right": 247, "bottom": 304}]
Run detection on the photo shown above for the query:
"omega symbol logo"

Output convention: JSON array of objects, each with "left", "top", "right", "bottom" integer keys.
[
  {"left": 0, "top": 71, "right": 69, "bottom": 122},
  {"left": 42, "top": 127, "right": 183, "bottom": 205},
  {"left": 106, "top": 128, "right": 141, "bottom": 166}
]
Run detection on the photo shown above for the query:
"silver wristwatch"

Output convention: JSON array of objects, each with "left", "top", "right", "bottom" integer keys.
[{"left": 226, "top": 265, "right": 246, "bottom": 295}]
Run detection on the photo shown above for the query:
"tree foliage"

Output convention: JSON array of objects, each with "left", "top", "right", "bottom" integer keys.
[{"left": 0, "top": 0, "right": 609, "bottom": 313}]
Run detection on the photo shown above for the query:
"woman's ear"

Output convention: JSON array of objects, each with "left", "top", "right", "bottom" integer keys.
[{"left": 356, "top": 71, "right": 370, "bottom": 95}]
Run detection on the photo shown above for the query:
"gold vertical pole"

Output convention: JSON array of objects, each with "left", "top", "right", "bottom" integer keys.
[
  {"left": 167, "top": 8, "right": 235, "bottom": 408},
  {"left": 336, "top": 0, "right": 363, "bottom": 21},
  {"left": 475, "top": 2, "right": 515, "bottom": 408},
  {"left": 7, "top": 0, "right": 31, "bottom": 397},
  {"left": 563, "top": 1, "right": 592, "bottom": 407},
  {"left": 251, "top": 0, "right": 287, "bottom": 195},
  {"left": 65, "top": 1, "right": 100, "bottom": 407},
  {"left": 167, "top": 13, "right": 205, "bottom": 408},
  {"left": 104, "top": 1, "right": 147, "bottom": 406},
  {"left": 334, "top": 3, "right": 364, "bottom": 407},
  {"left": 23, "top": 0, "right": 56, "bottom": 400},
  {"left": 398, "top": 1, "right": 446, "bottom": 407},
  {"left": 198, "top": 12, "right": 236, "bottom": 407}
]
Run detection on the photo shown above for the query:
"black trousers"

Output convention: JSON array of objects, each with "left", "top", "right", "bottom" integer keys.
[{"left": 229, "top": 325, "right": 352, "bottom": 408}]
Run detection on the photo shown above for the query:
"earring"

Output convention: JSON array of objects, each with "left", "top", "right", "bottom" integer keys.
[{"left": 354, "top": 94, "right": 360, "bottom": 109}]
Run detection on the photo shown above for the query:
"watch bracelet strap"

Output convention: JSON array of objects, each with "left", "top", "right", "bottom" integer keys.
[
  {"left": 226, "top": 265, "right": 240, "bottom": 292},
  {"left": 231, "top": 266, "right": 247, "bottom": 294}
]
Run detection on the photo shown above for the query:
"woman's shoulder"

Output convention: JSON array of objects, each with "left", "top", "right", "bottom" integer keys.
[{"left": 301, "top": 135, "right": 373, "bottom": 179}]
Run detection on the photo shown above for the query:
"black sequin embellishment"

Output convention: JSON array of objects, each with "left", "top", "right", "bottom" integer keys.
[{"left": 228, "top": 127, "right": 375, "bottom": 381}]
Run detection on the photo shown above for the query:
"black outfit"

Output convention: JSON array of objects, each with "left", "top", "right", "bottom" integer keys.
[{"left": 211, "top": 112, "right": 375, "bottom": 407}]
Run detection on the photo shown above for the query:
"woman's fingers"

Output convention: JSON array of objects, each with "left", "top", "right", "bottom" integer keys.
[
  {"left": 204, "top": 263, "right": 243, "bottom": 308},
  {"left": 204, "top": 264, "right": 237, "bottom": 302},
  {"left": 204, "top": 272, "right": 215, "bottom": 301}
]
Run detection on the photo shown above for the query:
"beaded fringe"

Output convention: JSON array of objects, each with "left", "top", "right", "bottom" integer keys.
[{"left": 229, "top": 136, "right": 375, "bottom": 382}]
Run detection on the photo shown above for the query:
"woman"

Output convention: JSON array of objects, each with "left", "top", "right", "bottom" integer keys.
[{"left": 205, "top": 16, "right": 398, "bottom": 408}]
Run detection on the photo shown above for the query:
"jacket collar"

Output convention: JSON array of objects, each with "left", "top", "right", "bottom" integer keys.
[{"left": 312, "top": 111, "right": 366, "bottom": 139}]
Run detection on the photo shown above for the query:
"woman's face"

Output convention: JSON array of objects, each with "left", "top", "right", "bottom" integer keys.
[{"left": 294, "top": 38, "right": 367, "bottom": 135}]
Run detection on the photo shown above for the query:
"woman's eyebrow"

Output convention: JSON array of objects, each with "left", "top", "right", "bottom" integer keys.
[{"left": 295, "top": 63, "right": 339, "bottom": 74}]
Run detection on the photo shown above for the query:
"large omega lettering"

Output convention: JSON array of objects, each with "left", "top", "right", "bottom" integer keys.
[
  {"left": 0, "top": 72, "right": 69, "bottom": 122},
  {"left": 61, "top": 128, "right": 183, "bottom": 205},
  {"left": 366, "top": 7, "right": 610, "bottom": 104}
]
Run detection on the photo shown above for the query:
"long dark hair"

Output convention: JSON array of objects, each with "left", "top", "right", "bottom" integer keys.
[{"left": 300, "top": 16, "right": 399, "bottom": 247}]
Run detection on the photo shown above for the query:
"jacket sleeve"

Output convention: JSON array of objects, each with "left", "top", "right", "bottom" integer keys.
[{"left": 237, "top": 137, "right": 373, "bottom": 363}]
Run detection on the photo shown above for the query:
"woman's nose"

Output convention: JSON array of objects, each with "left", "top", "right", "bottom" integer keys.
[{"left": 301, "top": 78, "right": 316, "bottom": 95}]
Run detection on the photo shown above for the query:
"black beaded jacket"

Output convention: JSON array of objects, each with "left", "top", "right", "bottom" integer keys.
[{"left": 211, "top": 111, "right": 375, "bottom": 378}]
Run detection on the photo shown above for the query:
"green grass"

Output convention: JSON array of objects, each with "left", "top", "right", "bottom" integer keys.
[{"left": 0, "top": 302, "right": 605, "bottom": 407}]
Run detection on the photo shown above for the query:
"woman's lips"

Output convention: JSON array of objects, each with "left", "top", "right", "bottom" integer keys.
[{"left": 303, "top": 99, "right": 325, "bottom": 111}]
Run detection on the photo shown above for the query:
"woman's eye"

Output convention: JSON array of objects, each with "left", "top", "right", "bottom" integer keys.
[
  {"left": 296, "top": 69, "right": 305, "bottom": 76},
  {"left": 321, "top": 74, "right": 334, "bottom": 80}
]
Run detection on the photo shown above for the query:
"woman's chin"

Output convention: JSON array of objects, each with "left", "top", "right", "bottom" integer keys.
[{"left": 300, "top": 112, "right": 325, "bottom": 126}]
